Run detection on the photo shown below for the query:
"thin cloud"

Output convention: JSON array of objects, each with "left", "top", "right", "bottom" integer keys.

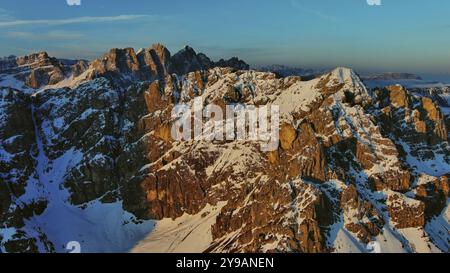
[
  {"left": 7, "top": 31, "right": 85, "bottom": 40},
  {"left": 290, "top": 0, "right": 336, "bottom": 22},
  {"left": 0, "top": 14, "right": 156, "bottom": 27},
  {"left": 0, "top": 8, "right": 14, "bottom": 21}
]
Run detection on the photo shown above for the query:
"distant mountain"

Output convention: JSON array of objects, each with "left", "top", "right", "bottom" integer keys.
[
  {"left": 0, "top": 52, "right": 88, "bottom": 90},
  {"left": 215, "top": 57, "right": 249, "bottom": 70},
  {"left": 361, "top": 72, "right": 423, "bottom": 81},
  {"left": 257, "top": 65, "right": 329, "bottom": 79},
  {"left": 361, "top": 72, "right": 450, "bottom": 89}
]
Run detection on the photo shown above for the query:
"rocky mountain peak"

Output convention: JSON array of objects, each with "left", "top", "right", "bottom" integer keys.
[
  {"left": 137, "top": 43, "right": 171, "bottom": 77},
  {"left": 325, "top": 67, "right": 372, "bottom": 102},
  {"left": 215, "top": 56, "right": 249, "bottom": 70},
  {"left": 329, "top": 67, "right": 359, "bottom": 83},
  {"left": 150, "top": 43, "right": 171, "bottom": 62},
  {"left": 89, "top": 45, "right": 171, "bottom": 83},
  {"left": 169, "top": 45, "right": 213, "bottom": 75},
  {"left": 93, "top": 47, "right": 139, "bottom": 73}
]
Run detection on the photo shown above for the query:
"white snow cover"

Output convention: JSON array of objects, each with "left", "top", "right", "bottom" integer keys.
[
  {"left": 0, "top": 74, "right": 35, "bottom": 94},
  {"left": 131, "top": 202, "right": 227, "bottom": 253},
  {"left": 398, "top": 140, "right": 450, "bottom": 177},
  {"left": 425, "top": 201, "right": 450, "bottom": 252}
]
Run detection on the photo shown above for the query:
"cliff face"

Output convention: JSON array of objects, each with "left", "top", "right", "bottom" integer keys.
[
  {"left": 89, "top": 44, "right": 171, "bottom": 83},
  {"left": 0, "top": 46, "right": 449, "bottom": 253}
]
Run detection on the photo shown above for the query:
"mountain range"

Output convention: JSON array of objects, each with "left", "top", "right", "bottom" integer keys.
[{"left": 0, "top": 43, "right": 449, "bottom": 253}]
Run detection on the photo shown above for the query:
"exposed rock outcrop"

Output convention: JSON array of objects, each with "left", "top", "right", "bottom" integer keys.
[
  {"left": 340, "top": 185, "right": 384, "bottom": 243},
  {"left": 387, "top": 192, "right": 425, "bottom": 229}
]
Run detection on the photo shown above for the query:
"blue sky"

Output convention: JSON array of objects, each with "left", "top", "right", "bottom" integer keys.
[{"left": 0, "top": 0, "right": 450, "bottom": 77}]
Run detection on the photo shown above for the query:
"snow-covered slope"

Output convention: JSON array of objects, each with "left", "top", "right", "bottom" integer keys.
[{"left": 131, "top": 202, "right": 226, "bottom": 253}]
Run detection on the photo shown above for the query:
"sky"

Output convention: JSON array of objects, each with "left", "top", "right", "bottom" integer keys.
[{"left": 0, "top": 0, "right": 450, "bottom": 78}]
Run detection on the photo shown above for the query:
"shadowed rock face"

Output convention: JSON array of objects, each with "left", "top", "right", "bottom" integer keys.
[
  {"left": 214, "top": 57, "right": 250, "bottom": 71},
  {"left": 169, "top": 46, "right": 213, "bottom": 75},
  {"left": 0, "top": 45, "right": 449, "bottom": 253},
  {"left": 0, "top": 89, "right": 54, "bottom": 252}
]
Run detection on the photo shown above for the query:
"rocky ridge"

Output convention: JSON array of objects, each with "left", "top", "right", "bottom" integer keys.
[{"left": 0, "top": 44, "right": 249, "bottom": 91}]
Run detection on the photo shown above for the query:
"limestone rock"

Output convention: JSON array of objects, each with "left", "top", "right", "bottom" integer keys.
[
  {"left": 279, "top": 123, "right": 297, "bottom": 150},
  {"left": 387, "top": 192, "right": 425, "bottom": 229}
]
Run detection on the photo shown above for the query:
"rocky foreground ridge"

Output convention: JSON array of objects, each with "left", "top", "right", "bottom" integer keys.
[{"left": 0, "top": 44, "right": 449, "bottom": 253}]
